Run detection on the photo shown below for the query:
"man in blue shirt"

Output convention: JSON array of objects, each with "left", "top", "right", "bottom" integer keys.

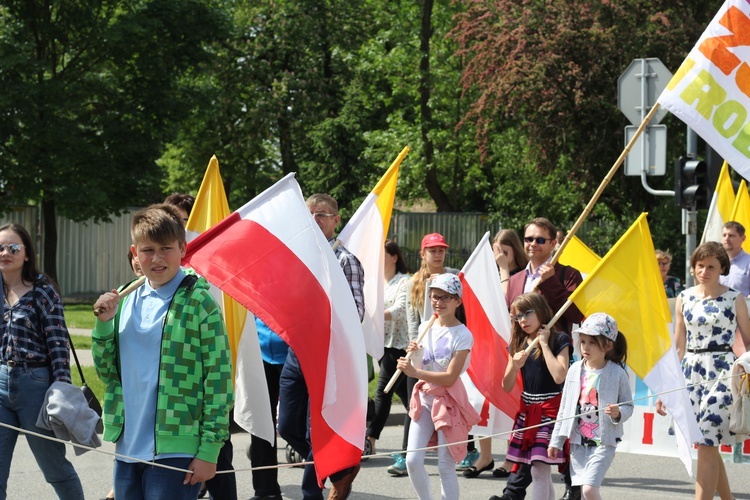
[{"left": 719, "top": 221, "right": 750, "bottom": 296}]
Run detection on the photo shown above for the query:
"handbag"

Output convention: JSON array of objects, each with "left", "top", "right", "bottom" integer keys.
[
  {"left": 68, "top": 340, "right": 104, "bottom": 434},
  {"left": 729, "top": 373, "right": 750, "bottom": 436}
]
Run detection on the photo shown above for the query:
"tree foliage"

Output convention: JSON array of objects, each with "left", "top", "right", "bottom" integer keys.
[
  {"left": 0, "top": 0, "right": 229, "bottom": 280},
  {"left": 452, "top": 0, "right": 718, "bottom": 239}
]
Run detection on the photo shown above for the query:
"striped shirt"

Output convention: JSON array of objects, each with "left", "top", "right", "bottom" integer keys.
[{"left": 1, "top": 277, "right": 72, "bottom": 382}]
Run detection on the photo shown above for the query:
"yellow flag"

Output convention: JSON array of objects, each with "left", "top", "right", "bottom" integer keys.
[
  {"left": 730, "top": 179, "right": 750, "bottom": 253},
  {"left": 703, "top": 161, "right": 737, "bottom": 243},
  {"left": 568, "top": 214, "right": 671, "bottom": 379},
  {"left": 186, "top": 155, "right": 274, "bottom": 442},
  {"left": 557, "top": 235, "right": 600, "bottom": 276},
  {"left": 716, "top": 161, "right": 735, "bottom": 224}
]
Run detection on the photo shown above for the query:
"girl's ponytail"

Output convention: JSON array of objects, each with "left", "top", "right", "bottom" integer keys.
[{"left": 607, "top": 332, "right": 628, "bottom": 368}]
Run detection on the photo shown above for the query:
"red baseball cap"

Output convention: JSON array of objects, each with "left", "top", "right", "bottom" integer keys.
[{"left": 421, "top": 233, "right": 449, "bottom": 251}]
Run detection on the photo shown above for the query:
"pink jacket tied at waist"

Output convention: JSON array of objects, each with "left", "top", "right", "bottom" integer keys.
[{"left": 409, "top": 380, "right": 482, "bottom": 463}]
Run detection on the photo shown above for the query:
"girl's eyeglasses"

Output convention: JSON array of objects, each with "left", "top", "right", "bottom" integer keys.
[
  {"left": 511, "top": 309, "right": 536, "bottom": 322},
  {"left": 430, "top": 294, "right": 455, "bottom": 304},
  {"left": 0, "top": 243, "right": 23, "bottom": 255}
]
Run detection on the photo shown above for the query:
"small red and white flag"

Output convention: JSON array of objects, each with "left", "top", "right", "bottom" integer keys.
[
  {"left": 183, "top": 173, "right": 367, "bottom": 482},
  {"left": 459, "top": 232, "right": 521, "bottom": 434}
]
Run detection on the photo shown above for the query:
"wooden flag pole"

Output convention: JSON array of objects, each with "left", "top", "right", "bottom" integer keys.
[
  {"left": 93, "top": 275, "right": 147, "bottom": 316},
  {"left": 523, "top": 299, "right": 573, "bottom": 354},
  {"left": 384, "top": 312, "right": 439, "bottom": 394},
  {"left": 549, "top": 103, "right": 662, "bottom": 268}
]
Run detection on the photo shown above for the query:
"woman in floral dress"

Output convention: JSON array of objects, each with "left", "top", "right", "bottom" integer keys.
[{"left": 659, "top": 241, "right": 750, "bottom": 500}]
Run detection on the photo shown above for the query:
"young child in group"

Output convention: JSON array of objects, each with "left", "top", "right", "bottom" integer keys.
[
  {"left": 490, "top": 293, "right": 571, "bottom": 500},
  {"left": 396, "top": 273, "right": 481, "bottom": 500},
  {"left": 92, "top": 204, "right": 234, "bottom": 499},
  {"left": 548, "top": 313, "right": 632, "bottom": 500}
]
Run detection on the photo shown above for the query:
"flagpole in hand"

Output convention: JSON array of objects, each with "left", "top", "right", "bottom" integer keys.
[
  {"left": 384, "top": 312, "right": 439, "bottom": 394},
  {"left": 93, "top": 276, "right": 147, "bottom": 316},
  {"left": 524, "top": 299, "right": 573, "bottom": 353},
  {"left": 530, "top": 103, "right": 662, "bottom": 293}
]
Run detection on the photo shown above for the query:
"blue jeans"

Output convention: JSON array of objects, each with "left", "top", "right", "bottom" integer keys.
[
  {"left": 278, "top": 349, "right": 321, "bottom": 499},
  {"left": 278, "top": 350, "right": 357, "bottom": 499},
  {"left": 0, "top": 364, "right": 84, "bottom": 500},
  {"left": 115, "top": 457, "right": 201, "bottom": 500}
]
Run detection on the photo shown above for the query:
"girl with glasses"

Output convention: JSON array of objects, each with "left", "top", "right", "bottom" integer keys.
[
  {"left": 490, "top": 293, "right": 571, "bottom": 500},
  {"left": 397, "top": 274, "right": 480, "bottom": 500}
]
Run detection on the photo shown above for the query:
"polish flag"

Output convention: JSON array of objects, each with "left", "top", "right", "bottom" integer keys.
[
  {"left": 338, "top": 146, "right": 408, "bottom": 359},
  {"left": 459, "top": 233, "right": 521, "bottom": 433},
  {"left": 185, "top": 156, "right": 274, "bottom": 444},
  {"left": 183, "top": 173, "right": 367, "bottom": 482}
]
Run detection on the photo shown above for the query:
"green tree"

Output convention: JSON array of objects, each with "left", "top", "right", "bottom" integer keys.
[
  {"left": 452, "top": 0, "right": 718, "bottom": 242},
  {"left": 0, "top": 0, "right": 229, "bottom": 282}
]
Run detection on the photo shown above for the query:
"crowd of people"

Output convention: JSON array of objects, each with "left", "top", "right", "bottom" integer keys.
[{"left": 1, "top": 191, "right": 749, "bottom": 500}]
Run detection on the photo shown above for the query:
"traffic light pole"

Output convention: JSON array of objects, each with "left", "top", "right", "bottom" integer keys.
[
  {"left": 683, "top": 128, "right": 699, "bottom": 288},
  {"left": 682, "top": 207, "right": 697, "bottom": 288}
]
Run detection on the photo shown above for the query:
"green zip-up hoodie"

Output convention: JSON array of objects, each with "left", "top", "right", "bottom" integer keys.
[{"left": 92, "top": 275, "right": 234, "bottom": 464}]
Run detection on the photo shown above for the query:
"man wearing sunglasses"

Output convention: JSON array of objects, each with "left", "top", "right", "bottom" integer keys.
[{"left": 499, "top": 217, "right": 584, "bottom": 500}]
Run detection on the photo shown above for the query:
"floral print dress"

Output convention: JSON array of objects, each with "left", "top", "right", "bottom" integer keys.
[{"left": 680, "top": 287, "right": 739, "bottom": 446}]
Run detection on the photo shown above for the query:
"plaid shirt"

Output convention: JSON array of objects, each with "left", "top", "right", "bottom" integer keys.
[
  {"left": 1, "top": 277, "right": 72, "bottom": 382},
  {"left": 331, "top": 238, "right": 365, "bottom": 321}
]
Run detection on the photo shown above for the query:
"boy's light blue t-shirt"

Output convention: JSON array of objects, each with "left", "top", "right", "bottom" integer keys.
[{"left": 116, "top": 269, "right": 191, "bottom": 462}]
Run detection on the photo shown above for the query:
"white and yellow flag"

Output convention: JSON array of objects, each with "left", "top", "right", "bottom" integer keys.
[
  {"left": 657, "top": 1, "right": 750, "bottom": 177},
  {"left": 338, "top": 147, "right": 408, "bottom": 359},
  {"left": 730, "top": 179, "right": 750, "bottom": 253},
  {"left": 186, "top": 155, "right": 275, "bottom": 443},
  {"left": 702, "top": 161, "right": 736, "bottom": 243}
]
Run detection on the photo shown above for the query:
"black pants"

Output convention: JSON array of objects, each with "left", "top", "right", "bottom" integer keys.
[
  {"left": 250, "top": 361, "right": 284, "bottom": 497},
  {"left": 502, "top": 463, "right": 576, "bottom": 500},
  {"left": 367, "top": 347, "right": 408, "bottom": 440},
  {"left": 205, "top": 435, "right": 237, "bottom": 500}
]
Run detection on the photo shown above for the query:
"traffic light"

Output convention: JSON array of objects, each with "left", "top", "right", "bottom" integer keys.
[{"left": 674, "top": 156, "right": 709, "bottom": 209}]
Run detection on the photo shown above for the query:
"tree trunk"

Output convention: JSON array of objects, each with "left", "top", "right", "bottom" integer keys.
[
  {"left": 41, "top": 197, "right": 58, "bottom": 285},
  {"left": 278, "top": 111, "right": 297, "bottom": 175},
  {"left": 419, "top": 0, "right": 452, "bottom": 212}
]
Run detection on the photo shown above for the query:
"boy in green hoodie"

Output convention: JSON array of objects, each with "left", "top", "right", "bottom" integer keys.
[{"left": 93, "top": 204, "right": 233, "bottom": 499}]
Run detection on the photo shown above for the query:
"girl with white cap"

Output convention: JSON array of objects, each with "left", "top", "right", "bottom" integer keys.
[
  {"left": 548, "top": 313, "right": 632, "bottom": 500},
  {"left": 397, "top": 274, "right": 480, "bottom": 500}
]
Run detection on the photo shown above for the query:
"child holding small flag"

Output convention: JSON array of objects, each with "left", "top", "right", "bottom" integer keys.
[
  {"left": 397, "top": 274, "right": 481, "bottom": 500},
  {"left": 490, "top": 293, "right": 571, "bottom": 500}
]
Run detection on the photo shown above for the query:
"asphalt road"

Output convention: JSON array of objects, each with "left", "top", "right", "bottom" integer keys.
[{"left": 6, "top": 410, "right": 750, "bottom": 500}]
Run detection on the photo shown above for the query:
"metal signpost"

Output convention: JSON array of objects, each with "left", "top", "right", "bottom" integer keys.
[{"left": 618, "top": 58, "right": 694, "bottom": 285}]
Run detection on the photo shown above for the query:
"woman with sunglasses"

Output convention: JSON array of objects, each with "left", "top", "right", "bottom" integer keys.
[
  {"left": 0, "top": 223, "right": 84, "bottom": 499},
  {"left": 489, "top": 293, "right": 571, "bottom": 500}
]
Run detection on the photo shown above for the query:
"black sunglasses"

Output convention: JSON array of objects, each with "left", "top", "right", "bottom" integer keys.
[{"left": 524, "top": 236, "right": 551, "bottom": 245}]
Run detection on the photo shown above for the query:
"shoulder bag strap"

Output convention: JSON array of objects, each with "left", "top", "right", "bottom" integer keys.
[{"left": 32, "top": 280, "right": 87, "bottom": 385}]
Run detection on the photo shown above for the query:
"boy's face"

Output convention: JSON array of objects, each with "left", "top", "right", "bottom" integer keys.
[{"left": 131, "top": 237, "right": 186, "bottom": 289}]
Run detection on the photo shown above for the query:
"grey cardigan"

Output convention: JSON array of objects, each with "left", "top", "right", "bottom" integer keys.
[{"left": 549, "top": 360, "right": 633, "bottom": 449}]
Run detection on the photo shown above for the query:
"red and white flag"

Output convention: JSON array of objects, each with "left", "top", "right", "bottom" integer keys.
[
  {"left": 459, "top": 232, "right": 521, "bottom": 434},
  {"left": 183, "top": 173, "right": 367, "bottom": 482}
]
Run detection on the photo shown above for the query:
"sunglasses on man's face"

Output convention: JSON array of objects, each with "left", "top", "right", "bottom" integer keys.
[
  {"left": 0, "top": 243, "right": 23, "bottom": 255},
  {"left": 524, "top": 236, "right": 551, "bottom": 245}
]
